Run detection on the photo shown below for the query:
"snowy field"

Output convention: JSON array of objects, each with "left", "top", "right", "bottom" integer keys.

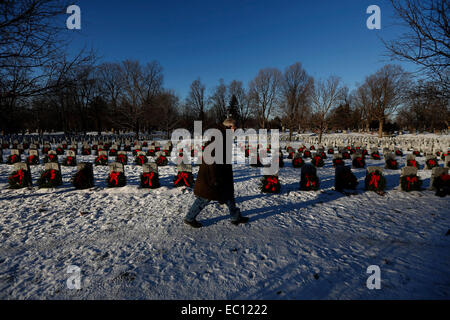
[{"left": 0, "top": 139, "right": 449, "bottom": 299}]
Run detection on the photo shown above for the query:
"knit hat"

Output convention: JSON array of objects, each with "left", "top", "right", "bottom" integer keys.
[{"left": 223, "top": 118, "right": 236, "bottom": 128}]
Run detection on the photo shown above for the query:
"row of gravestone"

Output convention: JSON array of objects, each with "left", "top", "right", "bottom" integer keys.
[
  {"left": 259, "top": 164, "right": 449, "bottom": 197},
  {"left": 0, "top": 133, "right": 166, "bottom": 146},
  {"left": 284, "top": 148, "right": 450, "bottom": 170},
  {"left": 283, "top": 142, "right": 450, "bottom": 158},
  {"left": 7, "top": 161, "right": 450, "bottom": 197},
  {"left": 0, "top": 149, "right": 177, "bottom": 167},
  {"left": 8, "top": 162, "right": 195, "bottom": 189},
  {"left": 0, "top": 140, "right": 172, "bottom": 153},
  {"left": 285, "top": 135, "right": 449, "bottom": 154},
  {"left": 3, "top": 131, "right": 449, "bottom": 153},
  {"left": 244, "top": 144, "right": 450, "bottom": 170}
]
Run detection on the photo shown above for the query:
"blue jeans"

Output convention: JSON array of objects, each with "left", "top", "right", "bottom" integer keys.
[{"left": 185, "top": 197, "right": 242, "bottom": 222}]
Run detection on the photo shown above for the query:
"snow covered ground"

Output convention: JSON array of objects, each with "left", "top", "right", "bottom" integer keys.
[{"left": 0, "top": 141, "right": 449, "bottom": 299}]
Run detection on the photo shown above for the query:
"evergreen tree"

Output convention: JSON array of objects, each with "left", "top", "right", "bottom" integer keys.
[{"left": 228, "top": 94, "right": 240, "bottom": 121}]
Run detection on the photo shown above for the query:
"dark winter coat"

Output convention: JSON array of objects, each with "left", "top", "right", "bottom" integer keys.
[{"left": 194, "top": 124, "right": 235, "bottom": 202}]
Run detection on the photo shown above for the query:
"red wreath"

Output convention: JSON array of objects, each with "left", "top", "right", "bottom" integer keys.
[
  {"left": 174, "top": 172, "right": 191, "bottom": 187},
  {"left": 368, "top": 172, "right": 380, "bottom": 188},
  {"left": 117, "top": 154, "right": 127, "bottom": 163},
  {"left": 426, "top": 158, "right": 438, "bottom": 169},
  {"left": 136, "top": 155, "right": 147, "bottom": 164},
  {"left": 407, "top": 159, "right": 418, "bottom": 168},
  {"left": 333, "top": 159, "right": 344, "bottom": 167},
  {"left": 386, "top": 159, "right": 398, "bottom": 169},
  {"left": 293, "top": 157, "right": 304, "bottom": 167},
  {"left": 156, "top": 155, "right": 168, "bottom": 166},
  {"left": 264, "top": 176, "right": 279, "bottom": 192},
  {"left": 109, "top": 172, "right": 120, "bottom": 185},
  {"left": 142, "top": 172, "right": 155, "bottom": 187},
  {"left": 11, "top": 170, "right": 25, "bottom": 182},
  {"left": 406, "top": 176, "right": 418, "bottom": 189},
  {"left": 312, "top": 156, "right": 324, "bottom": 167},
  {"left": 353, "top": 157, "right": 365, "bottom": 168}
]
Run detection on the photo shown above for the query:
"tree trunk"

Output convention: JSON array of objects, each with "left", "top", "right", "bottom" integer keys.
[
  {"left": 378, "top": 119, "right": 383, "bottom": 138},
  {"left": 318, "top": 126, "right": 323, "bottom": 144}
]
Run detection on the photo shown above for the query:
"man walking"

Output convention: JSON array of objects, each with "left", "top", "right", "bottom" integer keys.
[{"left": 184, "top": 118, "right": 249, "bottom": 228}]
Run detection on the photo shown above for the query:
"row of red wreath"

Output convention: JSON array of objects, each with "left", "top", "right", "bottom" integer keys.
[
  {"left": 8, "top": 169, "right": 195, "bottom": 189},
  {"left": 260, "top": 171, "right": 449, "bottom": 194}
]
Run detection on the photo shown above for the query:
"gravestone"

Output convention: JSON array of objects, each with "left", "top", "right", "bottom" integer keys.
[
  {"left": 29, "top": 149, "right": 38, "bottom": 157},
  {"left": 401, "top": 166, "right": 417, "bottom": 177},
  {"left": 44, "top": 162, "right": 60, "bottom": 172},
  {"left": 445, "top": 155, "right": 450, "bottom": 168},
  {"left": 174, "top": 163, "right": 194, "bottom": 188},
  {"left": 135, "top": 151, "right": 148, "bottom": 166},
  {"left": 365, "top": 166, "right": 385, "bottom": 192},
  {"left": 260, "top": 168, "right": 280, "bottom": 193},
  {"left": 9, "top": 162, "right": 32, "bottom": 188},
  {"left": 335, "top": 165, "right": 358, "bottom": 191},
  {"left": 352, "top": 153, "right": 365, "bottom": 168},
  {"left": 37, "top": 162, "right": 62, "bottom": 188},
  {"left": 140, "top": 163, "right": 160, "bottom": 188},
  {"left": 109, "top": 145, "right": 119, "bottom": 155},
  {"left": 109, "top": 162, "right": 124, "bottom": 173},
  {"left": 400, "top": 166, "right": 421, "bottom": 192},
  {"left": 425, "top": 155, "right": 439, "bottom": 169},
  {"left": 385, "top": 152, "right": 395, "bottom": 160},
  {"left": 333, "top": 153, "right": 345, "bottom": 167},
  {"left": 143, "top": 163, "right": 158, "bottom": 174},
  {"left": 300, "top": 164, "right": 319, "bottom": 191},
  {"left": 14, "top": 162, "right": 30, "bottom": 172},
  {"left": 429, "top": 167, "right": 449, "bottom": 191}
]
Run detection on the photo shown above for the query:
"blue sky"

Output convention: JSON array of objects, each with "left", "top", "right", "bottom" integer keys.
[{"left": 66, "top": 0, "right": 415, "bottom": 99}]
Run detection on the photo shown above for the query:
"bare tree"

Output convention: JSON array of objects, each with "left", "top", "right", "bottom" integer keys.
[
  {"left": 0, "top": 0, "right": 99, "bottom": 133},
  {"left": 384, "top": 0, "right": 449, "bottom": 96},
  {"left": 248, "top": 68, "right": 282, "bottom": 129},
  {"left": 208, "top": 79, "right": 228, "bottom": 123},
  {"left": 311, "top": 76, "right": 345, "bottom": 143},
  {"left": 186, "top": 78, "right": 206, "bottom": 123},
  {"left": 281, "top": 62, "right": 314, "bottom": 140},
  {"left": 397, "top": 80, "right": 449, "bottom": 131},
  {"left": 229, "top": 80, "right": 251, "bottom": 127},
  {"left": 363, "top": 65, "right": 410, "bottom": 137},
  {"left": 97, "top": 62, "right": 124, "bottom": 117},
  {"left": 352, "top": 82, "right": 376, "bottom": 133},
  {"left": 153, "top": 90, "right": 181, "bottom": 138},
  {"left": 119, "top": 60, "right": 163, "bottom": 133}
]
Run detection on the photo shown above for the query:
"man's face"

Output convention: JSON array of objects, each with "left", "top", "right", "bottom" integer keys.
[{"left": 225, "top": 124, "right": 235, "bottom": 132}]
